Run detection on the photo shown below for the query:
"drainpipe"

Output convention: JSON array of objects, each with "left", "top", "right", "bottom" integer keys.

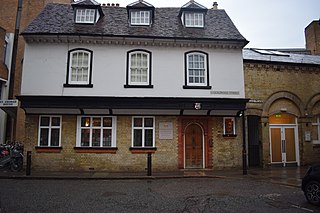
[
  {"left": 8, "top": 0, "right": 23, "bottom": 141},
  {"left": 242, "top": 110, "right": 248, "bottom": 175}
]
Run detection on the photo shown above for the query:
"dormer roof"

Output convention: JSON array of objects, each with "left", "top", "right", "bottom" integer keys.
[
  {"left": 181, "top": 0, "right": 207, "bottom": 10},
  {"left": 72, "top": 0, "right": 100, "bottom": 6},
  {"left": 72, "top": 0, "right": 104, "bottom": 17},
  {"left": 179, "top": 0, "right": 208, "bottom": 19},
  {"left": 22, "top": 3, "right": 248, "bottom": 47},
  {"left": 127, "top": 0, "right": 154, "bottom": 8}
]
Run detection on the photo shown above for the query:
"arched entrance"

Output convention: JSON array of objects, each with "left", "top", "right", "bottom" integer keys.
[
  {"left": 184, "top": 123, "right": 204, "bottom": 168},
  {"left": 269, "top": 113, "right": 299, "bottom": 166}
]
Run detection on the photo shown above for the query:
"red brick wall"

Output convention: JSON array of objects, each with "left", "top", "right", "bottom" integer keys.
[{"left": 0, "top": 0, "right": 71, "bottom": 140}]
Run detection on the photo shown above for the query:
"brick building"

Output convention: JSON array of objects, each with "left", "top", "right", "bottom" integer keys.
[
  {"left": 305, "top": 20, "right": 320, "bottom": 55},
  {"left": 0, "top": 0, "right": 71, "bottom": 143},
  {"left": 3, "top": 0, "right": 319, "bottom": 172},
  {"left": 244, "top": 49, "right": 320, "bottom": 167},
  {"left": 18, "top": 0, "right": 249, "bottom": 172}
]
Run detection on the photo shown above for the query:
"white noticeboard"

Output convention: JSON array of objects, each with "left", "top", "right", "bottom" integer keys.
[
  {"left": 0, "top": 100, "right": 18, "bottom": 107},
  {"left": 159, "top": 122, "right": 173, "bottom": 140}
]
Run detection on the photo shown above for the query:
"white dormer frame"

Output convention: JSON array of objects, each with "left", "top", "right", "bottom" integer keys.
[
  {"left": 72, "top": 0, "right": 103, "bottom": 24},
  {"left": 130, "top": 10, "right": 151, "bottom": 25},
  {"left": 75, "top": 8, "right": 97, "bottom": 24},
  {"left": 127, "top": 0, "right": 154, "bottom": 26},
  {"left": 179, "top": 1, "right": 207, "bottom": 28},
  {"left": 183, "top": 12, "right": 204, "bottom": 28}
]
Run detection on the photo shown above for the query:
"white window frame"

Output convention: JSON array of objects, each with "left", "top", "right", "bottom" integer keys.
[
  {"left": 75, "top": 9, "right": 96, "bottom": 24},
  {"left": 312, "top": 115, "right": 320, "bottom": 144},
  {"left": 76, "top": 116, "right": 117, "bottom": 147},
  {"left": 132, "top": 117, "right": 155, "bottom": 147},
  {"left": 185, "top": 12, "right": 204, "bottom": 27},
  {"left": 38, "top": 116, "right": 62, "bottom": 147},
  {"left": 130, "top": 11, "right": 150, "bottom": 25},
  {"left": 68, "top": 49, "right": 91, "bottom": 85},
  {"left": 223, "top": 117, "right": 236, "bottom": 135},
  {"left": 186, "top": 52, "right": 207, "bottom": 86},
  {"left": 128, "top": 51, "right": 150, "bottom": 85}
]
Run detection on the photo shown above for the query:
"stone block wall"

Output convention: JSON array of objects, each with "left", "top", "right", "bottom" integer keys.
[{"left": 244, "top": 61, "right": 320, "bottom": 166}]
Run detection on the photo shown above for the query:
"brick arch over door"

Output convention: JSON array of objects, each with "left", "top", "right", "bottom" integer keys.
[
  {"left": 262, "top": 91, "right": 304, "bottom": 117},
  {"left": 306, "top": 93, "right": 320, "bottom": 115}
]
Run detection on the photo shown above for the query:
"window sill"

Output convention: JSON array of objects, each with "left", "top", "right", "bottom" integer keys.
[
  {"left": 124, "top": 85, "right": 154, "bottom": 89},
  {"left": 74, "top": 147, "right": 118, "bottom": 153},
  {"left": 35, "top": 146, "right": 62, "bottom": 153},
  {"left": 183, "top": 86, "right": 212, "bottom": 90},
  {"left": 223, "top": 134, "right": 237, "bottom": 138},
  {"left": 129, "top": 147, "right": 157, "bottom": 153},
  {"left": 63, "top": 84, "right": 93, "bottom": 88}
]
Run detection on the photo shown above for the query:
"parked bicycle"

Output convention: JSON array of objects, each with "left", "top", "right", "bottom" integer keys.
[{"left": 0, "top": 142, "right": 24, "bottom": 171}]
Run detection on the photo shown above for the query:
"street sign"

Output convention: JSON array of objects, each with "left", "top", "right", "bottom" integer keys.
[{"left": 0, "top": 100, "right": 18, "bottom": 107}]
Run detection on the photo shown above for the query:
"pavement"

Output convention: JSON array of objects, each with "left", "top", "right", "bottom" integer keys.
[{"left": 0, "top": 166, "right": 309, "bottom": 188}]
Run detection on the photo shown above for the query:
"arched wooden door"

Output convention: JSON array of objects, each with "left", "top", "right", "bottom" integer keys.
[{"left": 185, "top": 124, "right": 203, "bottom": 168}]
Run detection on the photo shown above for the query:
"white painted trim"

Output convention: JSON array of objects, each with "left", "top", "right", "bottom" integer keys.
[
  {"left": 269, "top": 124, "right": 300, "bottom": 166},
  {"left": 38, "top": 115, "right": 62, "bottom": 147},
  {"left": 131, "top": 116, "right": 155, "bottom": 147},
  {"left": 76, "top": 116, "right": 117, "bottom": 147}
]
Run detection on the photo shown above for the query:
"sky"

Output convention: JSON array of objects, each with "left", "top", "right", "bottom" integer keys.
[{"left": 99, "top": 0, "right": 320, "bottom": 49}]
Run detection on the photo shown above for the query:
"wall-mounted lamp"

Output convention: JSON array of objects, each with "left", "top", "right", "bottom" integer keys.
[{"left": 194, "top": 103, "right": 202, "bottom": 110}]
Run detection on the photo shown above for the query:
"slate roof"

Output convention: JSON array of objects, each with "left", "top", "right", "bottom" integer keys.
[
  {"left": 22, "top": 3, "right": 247, "bottom": 44},
  {"left": 243, "top": 48, "right": 320, "bottom": 65}
]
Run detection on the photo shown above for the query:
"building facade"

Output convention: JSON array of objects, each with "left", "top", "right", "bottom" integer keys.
[
  {"left": 0, "top": 0, "right": 71, "bottom": 144},
  {"left": 19, "top": 0, "right": 249, "bottom": 172},
  {"left": 244, "top": 49, "right": 320, "bottom": 167}
]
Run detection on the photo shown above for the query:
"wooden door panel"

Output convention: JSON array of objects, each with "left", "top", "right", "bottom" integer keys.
[
  {"left": 185, "top": 124, "right": 203, "bottom": 168},
  {"left": 271, "top": 128, "right": 281, "bottom": 163},
  {"left": 285, "top": 128, "right": 296, "bottom": 162}
]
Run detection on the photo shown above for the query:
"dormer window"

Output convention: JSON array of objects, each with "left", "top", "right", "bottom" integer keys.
[
  {"left": 72, "top": 0, "right": 104, "bottom": 24},
  {"left": 179, "top": 1, "right": 207, "bottom": 28},
  {"left": 185, "top": 12, "right": 204, "bottom": 27},
  {"left": 127, "top": 0, "right": 155, "bottom": 27},
  {"left": 75, "top": 9, "right": 96, "bottom": 23},
  {"left": 130, "top": 10, "right": 150, "bottom": 25}
]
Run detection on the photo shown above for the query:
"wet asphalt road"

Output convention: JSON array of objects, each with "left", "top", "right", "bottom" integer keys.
[{"left": 0, "top": 177, "right": 319, "bottom": 213}]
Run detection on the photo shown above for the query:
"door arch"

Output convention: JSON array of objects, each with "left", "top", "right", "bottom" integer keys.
[
  {"left": 184, "top": 123, "right": 204, "bottom": 168},
  {"left": 269, "top": 113, "right": 299, "bottom": 166}
]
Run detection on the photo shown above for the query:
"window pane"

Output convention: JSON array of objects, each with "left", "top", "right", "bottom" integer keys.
[
  {"left": 144, "top": 129, "right": 153, "bottom": 147},
  {"left": 40, "top": 128, "right": 49, "bottom": 146},
  {"left": 92, "top": 129, "right": 101, "bottom": 147},
  {"left": 81, "top": 117, "right": 91, "bottom": 127},
  {"left": 103, "top": 129, "right": 112, "bottom": 147},
  {"left": 312, "top": 125, "right": 319, "bottom": 141},
  {"left": 133, "top": 129, "right": 142, "bottom": 146},
  {"left": 51, "top": 117, "right": 60, "bottom": 126},
  {"left": 81, "top": 129, "right": 90, "bottom": 146},
  {"left": 144, "top": 118, "right": 153, "bottom": 127},
  {"left": 92, "top": 117, "right": 101, "bottom": 127},
  {"left": 103, "top": 117, "right": 112, "bottom": 127},
  {"left": 40, "top": 117, "right": 49, "bottom": 126},
  {"left": 51, "top": 129, "right": 60, "bottom": 146},
  {"left": 134, "top": 118, "right": 143, "bottom": 127}
]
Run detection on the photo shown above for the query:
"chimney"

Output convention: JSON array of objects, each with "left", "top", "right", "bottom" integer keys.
[{"left": 212, "top": 2, "right": 218, "bottom": 10}]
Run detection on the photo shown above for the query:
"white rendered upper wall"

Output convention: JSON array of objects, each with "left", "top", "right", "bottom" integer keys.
[{"left": 21, "top": 42, "right": 245, "bottom": 98}]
